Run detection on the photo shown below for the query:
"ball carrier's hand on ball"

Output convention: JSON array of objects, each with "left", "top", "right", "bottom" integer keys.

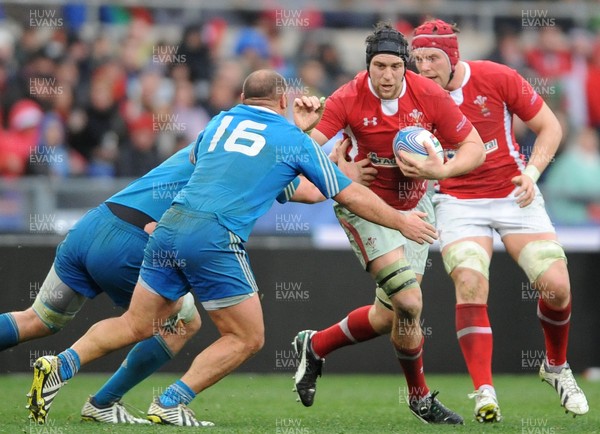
[
  {"left": 396, "top": 140, "right": 448, "bottom": 180},
  {"left": 293, "top": 96, "right": 326, "bottom": 134}
]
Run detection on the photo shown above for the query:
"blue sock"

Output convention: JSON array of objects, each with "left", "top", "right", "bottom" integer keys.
[
  {"left": 57, "top": 348, "right": 80, "bottom": 381},
  {"left": 0, "top": 313, "right": 20, "bottom": 351},
  {"left": 159, "top": 379, "right": 196, "bottom": 407},
  {"left": 93, "top": 335, "right": 173, "bottom": 406}
]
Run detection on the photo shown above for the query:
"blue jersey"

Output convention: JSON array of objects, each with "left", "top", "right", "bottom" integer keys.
[
  {"left": 175, "top": 104, "right": 351, "bottom": 240},
  {"left": 107, "top": 145, "right": 195, "bottom": 221}
]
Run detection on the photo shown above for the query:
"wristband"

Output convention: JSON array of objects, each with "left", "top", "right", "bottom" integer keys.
[{"left": 523, "top": 165, "right": 540, "bottom": 183}]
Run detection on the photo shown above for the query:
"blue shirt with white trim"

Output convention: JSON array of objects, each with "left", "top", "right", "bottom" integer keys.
[
  {"left": 175, "top": 104, "right": 351, "bottom": 240},
  {"left": 106, "top": 144, "right": 195, "bottom": 221}
]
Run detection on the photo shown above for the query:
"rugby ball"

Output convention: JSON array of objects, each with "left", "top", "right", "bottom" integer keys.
[{"left": 393, "top": 126, "right": 444, "bottom": 163}]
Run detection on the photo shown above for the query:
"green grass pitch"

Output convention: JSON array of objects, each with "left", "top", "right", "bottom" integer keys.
[{"left": 1, "top": 373, "right": 598, "bottom": 433}]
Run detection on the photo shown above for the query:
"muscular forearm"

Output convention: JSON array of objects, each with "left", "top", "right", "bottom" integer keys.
[
  {"left": 442, "top": 141, "right": 484, "bottom": 178},
  {"left": 524, "top": 102, "right": 562, "bottom": 176},
  {"left": 527, "top": 130, "right": 561, "bottom": 175},
  {"left": 334, "top": 183, "right": 403, "bottom": 231}
]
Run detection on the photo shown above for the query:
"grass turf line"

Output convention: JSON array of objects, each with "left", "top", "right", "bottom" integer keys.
[{"left": 1, "top": 373, "right": 598, "bottom": 433}]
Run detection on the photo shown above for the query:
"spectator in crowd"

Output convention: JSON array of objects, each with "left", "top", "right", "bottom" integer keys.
[
  {"left": 563, "top": 29, "right": 593, "bottom": 131},
  {"left": 69, "top": 74, "right": 127, "bottom": 162},
  {"left": 201, "top": 64, "right": 242, "bottom": 117},
  {"left": 27, "top": 112, "right": 85, "bottom": 178},
  {"left": 487, "top": 28, "right": 527, "bottom": 73},
  {"left": 0, "top": 99, "right": 43, "bottom": 177},
  {"left": 116, "top": 114, "right": 161, "bottom": 177},
  {"left": 179, "top": 24, "right": 214, "bottom": 84},
  {"left": 544, "top": 128, "right": 600, "bottom": 225},
  {"left": 170, "top": 79, "right": 209, "bottom": 145},
  {"left": 586, "top": 40, "right": 600, "bottom": 133}
]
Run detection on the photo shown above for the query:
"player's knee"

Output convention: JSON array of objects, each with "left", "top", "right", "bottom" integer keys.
[
  {"left": 31, "top": 266, "right": 87, "bottom": 333},
  {"left": 444, "top": 240, "right": 490, "bottom": 279},
  {"left": 392, "top": 291, "right": 422, "bottom": 320},
  {"left": 32, "top": 295, "right": 79, "bottom": 333},
  {"left": 518, "top": 240, "right": 567, "bottom": 284},
  {"left": 122, "top": 314, "right": 155, "bottom": 342},
  {"left": 374, "top": 260, "right": 419, "bottom": 300},
  {"left": 536, "top": 267, "right": 571, "bottom": 307},
  {"left": 242, "top": 329, "right": 265, "bottom": 356},
  {"left": 452, "top": 267, "right": 487, "bottom": 302}
]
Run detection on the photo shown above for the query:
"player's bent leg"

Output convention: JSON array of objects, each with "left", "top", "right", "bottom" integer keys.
[
  {"left": 3, "top": 265, "right": 88, "bottom": 351},
  {"left": 27, "top": 282, "right": 178, "bottom": 424},
  {"left": 506, "top": 234, "right": 588, "bottom": 416},
  {"left": 180, "top": 293, "right": 264, "bottom": 393},
  {"left": 442, "top": 238, "right": 500, "bottom": 422},
  {"left": 83, "top": 293, "right": 201, "bottom": 424},
  {"left": 72, "top": 281, "right": 179, "bottom": 365},
  {"left": 147, "top": 294, "right": 261, "bottom": 427},
  {"left": 292, "top": 300, "right": 392, "bottom": 407}
]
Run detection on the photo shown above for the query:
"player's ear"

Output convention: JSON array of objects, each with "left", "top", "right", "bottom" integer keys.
[{"left": 279, "top": 93, "right": 288, "bottom": 110}]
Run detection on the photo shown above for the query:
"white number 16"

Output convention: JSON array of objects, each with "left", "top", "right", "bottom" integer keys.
[{"left": 207, "top": 116, "right": 267, "bottom": 157}]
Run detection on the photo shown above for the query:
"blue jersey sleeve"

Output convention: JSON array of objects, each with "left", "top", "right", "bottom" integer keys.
[
  {"left": 296, "top": 136, "right": 352, "bottom": 198},
  {"left": 276, "top": 177, "right": 300, "bottom": 204}
]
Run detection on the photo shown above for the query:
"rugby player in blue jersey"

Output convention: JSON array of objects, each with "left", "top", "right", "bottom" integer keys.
[
  {"left": 3, "top": 145, "right": 318, "bottom": 424},
  {"left": 27, "top": 69, "right": 437, "bottom": 426}
]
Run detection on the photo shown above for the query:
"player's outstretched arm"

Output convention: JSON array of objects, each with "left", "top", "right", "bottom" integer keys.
[{"left": 334, "top": 182, "right": 437, "bottom": 245}]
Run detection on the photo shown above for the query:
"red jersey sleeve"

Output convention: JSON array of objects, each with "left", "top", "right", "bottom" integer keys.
[
  {"left": 499, "top": 65, "right": 544, "bottom": 122},
  {"left": 432, "top": 90, "right": 472, "bottom": 146},
  {"left": 315, "top": 83, "right": 351, "bottom": 140}
]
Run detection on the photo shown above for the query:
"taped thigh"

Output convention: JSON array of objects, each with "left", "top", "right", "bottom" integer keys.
[
  {"left": 518, "top": 240, "right": 566, "bottom": 283},
  {"left": 32, "top": 265, "right": 87, "bottom": 332},
  {"left": 374, "top": 260, "right": 419, "bottom": 298},
  {"left": 442, "top": 241, "right": 490, "bottom": 279}
]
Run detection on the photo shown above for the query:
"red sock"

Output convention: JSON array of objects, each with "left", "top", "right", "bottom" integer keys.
[
  {"left": 456, "top": 304, "right": 493, "bottom": 390},
  {"left": 396, "top": 337, "right": 429, "bottom": 401},
  {"left": 537, "top": 298, "right": 571, "bottom": 367},
  {"left": 311, "top": 306, "right": 379, "bottom": 358}
]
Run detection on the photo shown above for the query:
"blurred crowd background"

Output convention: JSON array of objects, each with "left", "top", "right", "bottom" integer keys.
[{"left": 0, "top": 1, "right": 599, "bottom": 232}]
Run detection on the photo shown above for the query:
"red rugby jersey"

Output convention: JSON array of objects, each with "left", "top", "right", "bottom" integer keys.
[
  {"left": 317, "top": 70, "right": 472, "bottom": 210},
  {"left": 438, "top": 60, "right": 544, "bottom": 199}
]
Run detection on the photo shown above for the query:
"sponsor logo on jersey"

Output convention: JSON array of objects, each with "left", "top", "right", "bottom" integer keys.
[
  {"left": 484, "top": 138, "right": 498, "bottom": 153},
  {"left": 367, "top": 151, "right": 396, "bottom": 167},
  {"left": 474, "top": 95, "right": 491, "bottom": 117},
  {"left": 363, "top": 116, "right": 378, "bottom": 126}
]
